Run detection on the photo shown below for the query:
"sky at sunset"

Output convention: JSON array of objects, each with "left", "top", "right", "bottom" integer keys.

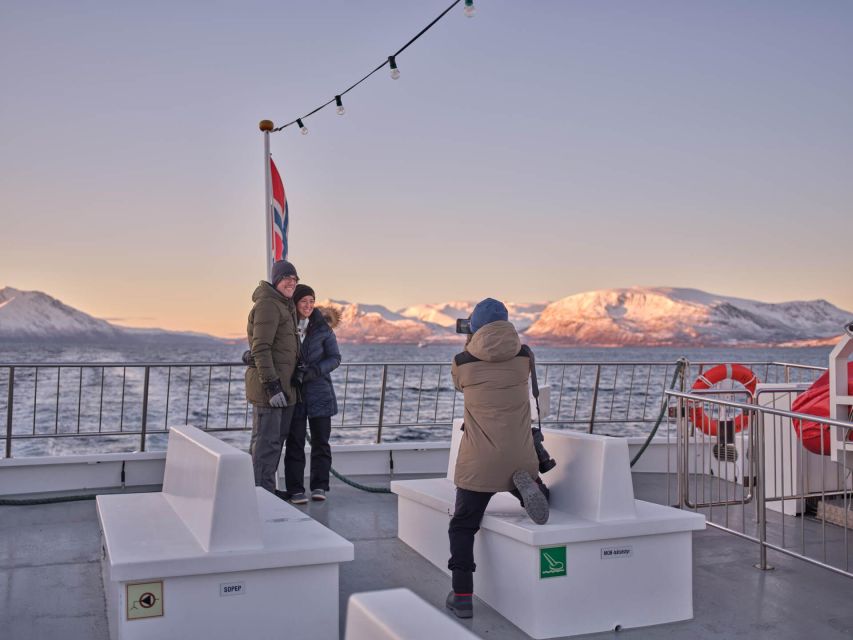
[{"left": 2, "top": 1, "right": 851, "bottom": 338}]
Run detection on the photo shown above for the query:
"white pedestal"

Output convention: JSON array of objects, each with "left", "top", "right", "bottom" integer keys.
[
  {"left": 98, "top": 426, "right": 353, "bottom": 640},
  {"left": 345, "top": 588, "right": 478, "bottom": 640},
  {"left": 393, "top": 422, "right": 704, "bottom": 638}
]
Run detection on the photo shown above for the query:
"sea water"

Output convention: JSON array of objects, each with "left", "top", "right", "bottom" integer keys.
[{"left": 0, "top": 342, "right": 832, "bottom": 457}]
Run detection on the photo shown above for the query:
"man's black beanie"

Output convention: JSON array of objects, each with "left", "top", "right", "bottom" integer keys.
[{"left": 270, "top": 260, "right": 298, "bottom": 286}]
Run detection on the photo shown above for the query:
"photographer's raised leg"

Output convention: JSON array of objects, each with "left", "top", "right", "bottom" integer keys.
[
  {"left": 510, "top": 476, "right": 549, "bottom": 501},
  {"left": 511, "top": 470, "right": 550, "bottom": 524}
]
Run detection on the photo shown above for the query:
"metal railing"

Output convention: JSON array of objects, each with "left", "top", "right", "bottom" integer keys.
[
  {"left": 0, "top": 359, "right": 825, "bottom": 457},
  {"left": 668, "top": 388, "right": 853, "bottom": 578}
]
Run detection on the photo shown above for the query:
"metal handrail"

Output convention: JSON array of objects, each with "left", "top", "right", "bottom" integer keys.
[
  {"left": 0, "top": 360, "right": 827, "bottom": 458},
  {"left": 667, "top": 389, "right": 853, "bottom": 430},
  {"left": 0, "top": 359, "right": 830, "bottom": 368},
  {"left": 669, "top": 387, "right": 853, "bottom": 578}
]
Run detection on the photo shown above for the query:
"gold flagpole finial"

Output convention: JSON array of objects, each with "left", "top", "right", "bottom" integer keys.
[{"left": 259, "top": 120, "right": 274, "bottom": 132}]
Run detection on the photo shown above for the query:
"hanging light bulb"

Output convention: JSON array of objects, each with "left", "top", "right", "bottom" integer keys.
[
  {"left": 463, "top": 0, "right": 476, "bottom": 18},
  {"left": 388, "top": 56, "right": 400, "bottom": 80},
  {"left": 296, "top": 118, "right": 308, "bottom": 135},
  {"left": 335, "top": 95, "right": 345, "bottom": 116}
]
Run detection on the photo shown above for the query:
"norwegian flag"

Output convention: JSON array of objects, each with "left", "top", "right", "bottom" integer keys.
[{"left": 269, "top": 158, "right": 289, "bottom": 262}]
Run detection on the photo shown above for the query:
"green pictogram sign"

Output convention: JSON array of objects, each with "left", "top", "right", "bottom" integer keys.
[{"left": 539, "top": 546, "right": 566, "bottom": 579}]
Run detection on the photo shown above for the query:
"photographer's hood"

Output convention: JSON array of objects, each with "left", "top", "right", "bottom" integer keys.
[{"left": 467, "top": 321, "right": 521, "bottom": 362}]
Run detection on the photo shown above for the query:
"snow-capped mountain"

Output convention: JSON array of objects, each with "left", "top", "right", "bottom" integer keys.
[
  {"left": 398, "top": 301, "right": 472, "bottom": 328},
  {"left": 323, "top": 300, "right": 452, "bottom": 344},
  {"left": 524, "top": 287, "right": 851, "bottom": 347},
  {"left": 0, "top": 287, "right": 224, "bottom": 343},
  {"left": 2, "top": 286, "right": 849, "bottom": 347},
  {"left": 399, "top": 301, "right": 548, "bottom": 331},
  {"left": 0, "top": 288, "right": 122, "bottom": 340}
]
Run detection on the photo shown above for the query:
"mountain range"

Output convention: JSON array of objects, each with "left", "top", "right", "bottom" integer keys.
[
  {"left": 1, "top": 286, "right": 850, "bottom": 347},
  {"left": 0, "top": 287, "right": 225, "bottom": 345}
]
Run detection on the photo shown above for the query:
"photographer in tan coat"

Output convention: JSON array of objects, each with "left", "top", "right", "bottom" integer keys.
[{"left": 446, "top": 298, "right": 549, "bottom": 619}]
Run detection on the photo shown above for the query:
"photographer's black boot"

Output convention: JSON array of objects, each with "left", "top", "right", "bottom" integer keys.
[
  {"left": 445, "top": 591, "right": 473, "bottom": 619},
  {"left": 512, "top": 470, "right": 549, "bottom": 524}
]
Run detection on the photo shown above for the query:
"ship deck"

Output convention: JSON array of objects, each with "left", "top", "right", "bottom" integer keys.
[{"left": 2, "top": 473, "right": 852, "bottom": 640}]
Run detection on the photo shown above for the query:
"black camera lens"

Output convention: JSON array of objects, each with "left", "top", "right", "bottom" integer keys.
[
  {"left": 455, "top": 318, "right": 472, "bottom": 334},
  {"left": 532, "top": 427, "right": 556, "bottom": 474}
]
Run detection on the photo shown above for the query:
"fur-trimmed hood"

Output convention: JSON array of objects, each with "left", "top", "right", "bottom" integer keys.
[{"left": 315, "top": 305, "right": 341, "bottom": 329}]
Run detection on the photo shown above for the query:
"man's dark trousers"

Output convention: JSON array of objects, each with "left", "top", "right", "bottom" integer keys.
[{"left": 251, "top": 404, "right": 296, "bottom": 493}]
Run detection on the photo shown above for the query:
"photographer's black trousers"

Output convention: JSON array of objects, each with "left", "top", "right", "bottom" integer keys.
[{"left": 448, "top": 481, "right": 547, "bottom": 594}]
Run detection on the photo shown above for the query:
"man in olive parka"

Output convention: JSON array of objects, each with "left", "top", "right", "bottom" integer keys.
[{"left": 245, "top": 260, "right": 301, "bottom": 493}]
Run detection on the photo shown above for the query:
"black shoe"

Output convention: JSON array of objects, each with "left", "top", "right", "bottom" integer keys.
[
  {"left": 274, "top": 490, "right": 290, "bottom": 502},
  {"left": 445, "top": 591, "right": 473, "bottom": 619},
  {"left": 512, "top": 470, "right": 549, "bottom": 524}
]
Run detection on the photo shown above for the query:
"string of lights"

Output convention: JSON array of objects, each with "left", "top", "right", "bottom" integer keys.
[{"left": 271, "top": 0, "right": 475, "bottom": 134}]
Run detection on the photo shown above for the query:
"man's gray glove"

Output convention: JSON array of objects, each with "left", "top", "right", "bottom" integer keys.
[
  {"left": 241, "top": 350, "right": 255, "bottom": 366},
  {"left": 263, "top": 380, "right": 288, "bottom": 408}
]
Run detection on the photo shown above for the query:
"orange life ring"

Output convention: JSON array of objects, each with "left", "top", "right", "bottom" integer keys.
[{"left": 689, "top": 364, "right": 759, "bottom": 437}]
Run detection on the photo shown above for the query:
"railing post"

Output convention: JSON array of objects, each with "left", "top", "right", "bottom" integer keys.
[
  {"left": 678, "top": 360, "right": 688, "bottom": 508},
  {"left": 376, "top": 365, "right": 388, "bottom": 444},
  {"left": 140, "top": 366, "right": 150, "bottom": 452},
  {"left": 5, "top": 366, "right": 13, "bottom": 458},
  {"left": 588, "top": 365, "right": 601, "bottom": 433},
  {"left": 676, "top": 395, "right": 685, "bottom": 509},
  {"left": 754, "top": 407, "right": 773, "bottom": 571}
]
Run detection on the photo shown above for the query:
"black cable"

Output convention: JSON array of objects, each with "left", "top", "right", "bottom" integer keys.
[
  {"left": 393, "top": 0, "right": 462, "bottom": 57},
  {"left": 330, "top": 466, "right": 392, "bottom": 494},
  {"left": 630, "top": 359, "right": 686, "bottom": 468},
  {"left": 0, "top": 494, "right": 98, "bottom": 506},
  {"left": 272, "top": 0, "right": 464, "bottom": 133}
]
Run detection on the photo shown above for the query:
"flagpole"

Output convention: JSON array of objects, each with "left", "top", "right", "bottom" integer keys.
[{"left": 259, "top": 119, "right": 274, "bottom": 281}]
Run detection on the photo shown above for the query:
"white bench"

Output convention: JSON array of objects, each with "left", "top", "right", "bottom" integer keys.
[
  {"left": 345, "top": 588, "right": 478, "bottom": 640},
  {"left": 97, "top": 425, "right": 353, "bottom": 640},
  {"left": 391, "top": 420, "right": 705, "bottom": 639}
]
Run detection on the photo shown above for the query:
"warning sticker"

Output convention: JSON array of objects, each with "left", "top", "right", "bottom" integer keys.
[{"left": 127, "top": 581, "right": 164, "bottom": 620}]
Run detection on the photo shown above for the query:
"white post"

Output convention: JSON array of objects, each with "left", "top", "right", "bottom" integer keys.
[
  {"left": 828, "top": 323, "right": 853, "bottom": 463},
  {"left": 259, "top": 120, "right": 275, "bottom": 281}
]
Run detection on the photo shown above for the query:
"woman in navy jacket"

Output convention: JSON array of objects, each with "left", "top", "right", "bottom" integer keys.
[{"left": 283, "top": 285, "right": 342, "bottom": 504}]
